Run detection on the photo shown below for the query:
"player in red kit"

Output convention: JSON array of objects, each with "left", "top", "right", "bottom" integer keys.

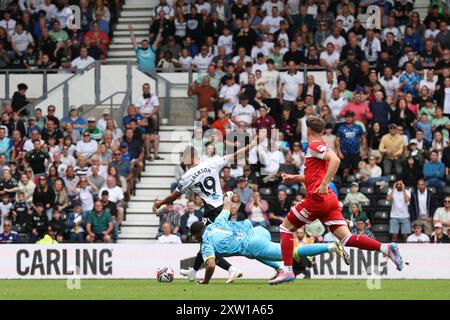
[{"left": 269, "top": 116, "right": 403, "bottom": 285}]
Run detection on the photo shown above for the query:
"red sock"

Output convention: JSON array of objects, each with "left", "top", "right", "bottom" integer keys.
[
  {"left": 280, "top": 226, "right": 295, "bottom": 268},
  {"left": 342, "top": 234, "right": 382, "bottom": 251}
]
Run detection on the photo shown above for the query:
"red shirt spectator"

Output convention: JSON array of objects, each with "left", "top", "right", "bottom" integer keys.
[{"left": 339, "top": 92, "right": 373, "bottom": 123}]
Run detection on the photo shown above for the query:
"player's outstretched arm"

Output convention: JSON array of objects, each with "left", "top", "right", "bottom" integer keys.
[
  {"left": 154, "top": 191, "right": 182, "bottom": 209},
  {"left": 199, "top": 257, "right": 216, "bottom": 284},
  {"left": 281, "top": 173, "right": 305, "bottom": 185},
  {"left": 316, "top": 149, "right": 341, "bottom": 194}
]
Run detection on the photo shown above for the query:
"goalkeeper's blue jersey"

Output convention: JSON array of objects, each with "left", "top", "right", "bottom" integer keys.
[{"left": 201, "top": 210, "right": 253, "bottom": 261}]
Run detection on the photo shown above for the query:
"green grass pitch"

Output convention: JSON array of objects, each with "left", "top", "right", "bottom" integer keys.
[{"left": 1, "top": 279, "right": 450, "bottom": 299}]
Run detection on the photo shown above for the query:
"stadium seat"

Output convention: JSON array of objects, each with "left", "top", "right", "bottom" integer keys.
[
  {"left": 346, "top": 175, "right": 357, "bottom": 183},
  {"left": 285, "top": 188, "right": 294, "bottom": 196},
  {"left": 372, "top": 224, "right": 390, "bottom": 233},
  {"left": 373, "top": 211, "right": 389, "bottom": 222},
  {"left": 360, "top": 187, "right": 374, "bottom": 195},
  {"left": 339, "top": 187, "right": 351, "bottom": 195},
  {"left": 444, "top": 186, "right": 450, "bottom": 195},
  {"left": 269, "top": 225, "right": 280, "bottom": 243},
  {"left": 376, "top": 199, "right": 391, "bottom": 209},
  {"left": 259, "top": 188, "right": 273, "bottom": 196},
  {"left": 361, "top": 200, "right": 371, "bottom": 207},
  {"left": 387, "top": 175, "right": 397, "bottom": 183},
  {"left": 428, "top": 187, "right": 437, "bottom": 194},
  {"left": 299, "top": 187, "right": 307, "bottom": 195},
  {"left": 377, "top": 187, "right": 389, "bottom": 195},
  {"left": 331, "top": 176, "right": 342, "bottom": 185}
]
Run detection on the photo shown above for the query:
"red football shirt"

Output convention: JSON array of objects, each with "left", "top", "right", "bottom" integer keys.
[{"left": 304, "top": 140, "right": 330, "bottom": 195}]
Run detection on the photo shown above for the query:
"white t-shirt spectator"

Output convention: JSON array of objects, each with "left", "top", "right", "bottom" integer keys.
[
  {"left": 98, "top": 186, "right": 124, "bottom": 203},
  {"left": 134, "top": 94, "right": 160, "bottom": 116},
  {"left": 261, "top": 15, "right": 285, "bottom": 34},
  {"left": 323, "top": 35, "right": 346, "bottom": 53},
  {"left": 232, "top": 104, "right": 256, "bottom": 125},
  {"left": 219, "top": 83, "right": 241, "bottom": 113},
  {"left": 419, "top": 78, "right": 437, "bottom": 94},
  {"left": 261, "top": 1, "right": 285, "bottom": 15},
  {"left": 328, "top": 96, "right": 347, "bottom": 122},
  {"left": 0, "top": 19, "right": 16, "bottom": 36},
  {"left": 389, "top": 188, "right": 411, "bottom": 219},
  {"left": 252, "top": 62, "right": 268, "bottom": 73},
  {"left": 261, "top": 70, "right": 280, "bottom": 98},
  {"left": 76, "top": 186, "right": 94, "bottom": 212},
  {"left": 382, "top": 27, "right": 401, "bottom": 41},
  {"left": 232, "top": 55, "right": 252, "bottom": 64},
  {"left": 320, "top": 51, "right": 340, "bottom": 68},
  {"left": 53, "top": 7, "right": 73, "bottom": 28},
  {"left": 379, "top": 76, "right": 400, "bottom": 98},
  {"left": 360, "top": 37, "right": 381, "bottom": 63},
  {"left": 433, "top": 207, "right": 450, "bottom": 235},
  {"left": 258, "top": 147, "right": 285, "bottom": 174},
  {"left": 157, "top": 233, "right": 182, "bottom": 244},
  {"left": 193, "top": 53, "right": 213, "bottom": 71},
  {"left": 424, "top": 28, "right": 440, "bottom": 39},
  {"left": 23, "top": 138, "right": 45, "bottom": 152},
  {"left": 178, "top": 55, "right": 193, "bottom": 71},
  {"left": 251, "top": 46, "right": 270, "bottom": 60},
  {"left": 218, "top": 35, "right": 233, "bottom": 55},
  {"left": 11, "top": 31, "right": 34, "bottom": 52},
  {"left": 76, "top": 140, "right": 98, "bottom": 158},
  {"left": 71, "top": 55, "right": 95, "bottom": 70},
  {"left": 406, "top": 233, "right": 430, "bottom": 243},
  {"left": 196, "top": 2, "right": 211, "bottom": 14},
  {"left": 280, "top": 71, "right": 303, "bottom": 101},
  {"left": 38, "top": 3, "right": 57, "bottom": 20}
]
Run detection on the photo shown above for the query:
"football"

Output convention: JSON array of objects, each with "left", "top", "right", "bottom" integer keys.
[{"left": 156, "top": 267, "right": 174, "bottom": 282}]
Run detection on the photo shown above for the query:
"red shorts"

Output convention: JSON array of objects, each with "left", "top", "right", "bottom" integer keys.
[{"left": 287, "top": 192, "right": 346, "bottom": 231}]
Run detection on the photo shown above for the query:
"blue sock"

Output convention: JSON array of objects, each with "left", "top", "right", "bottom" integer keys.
[{"left": 296, "top": 244, "right": 330, "bottom": 258}]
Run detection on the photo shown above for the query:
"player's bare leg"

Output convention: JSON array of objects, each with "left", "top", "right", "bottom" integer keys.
[
  {"left": 333, "top": 225, "right": 403, "bottom": 271},
  {"left": 268, "top": 219, "right": 297, "bottom": 285}
]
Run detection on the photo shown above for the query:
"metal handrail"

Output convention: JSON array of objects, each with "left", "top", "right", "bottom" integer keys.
[{"left": 78, "top": 91, "right": 127, "bottom": 118}]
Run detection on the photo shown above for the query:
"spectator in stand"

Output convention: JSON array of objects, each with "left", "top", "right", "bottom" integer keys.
[
  {"left": 0, "top": 218, "right": 21, "bottom": 243},
  {"left": 268, "top": 189, "right": 291, "bottom": 226},
  {"left": 351, "top": 218, "right": 375, "bottom": 239},
  {"left": 158, "top": 223, "right": 182, "bottom": 244},
  {"left": 423, "top": 150, "right": 446, "bottom": 192},
  {"left": 86, "top": 200, "right": 113, "bottom": 243},
  {"left": 71, "top": 47, "right": 95, "bottom": 71},
  {"left": 155, "top": 202, "right": 181, "bottom": 236},
  {"left": 62, "top": 106, "right": 87, "bottom": 134},
  {"left": 431, "top": 222, "right": 450, "bottom": 243},
  {"left": 379, "top": 124, "right": 404, "bottom": 176},
  {"left": 279, "top": 60, "right": 303, "bottom": 111},
  {"left": 188, "top": 75, "right": 218, "bottom": 118},
  {"left": 233, "top": 176, "right": 253, "bottom": 205},
  {"left": 409, "top": 179, "right": 436, "bottom": 236},
  {"left": 387, "top": 180, "right": 411, "bottom": 242},
  {"left": 180, "top": 201, "right": 202, "bottom": 242},
  {"left": 76, "top": 132, "right": 98, "bottom": 159},
  {"left": 433, "top": 195, "right": 450, "bottom": 235},
  {"left": 11, "top": 83, "right": 29, "bottom": 115},
  {"left": 336, "top": 111, "right": 366, "bottom": 175},
  {"left": 245, "top": 191, "right": 269, "bottom": 228},
  {"left": 406, "top": 221, "right": 430, "bottom": 243},
  {"left": 29, "top": 203, "right": 48, "bottom": 242},
  {"left": 129, "top": 24, "right": 162, "bottom": 73},
  {"left": 339, "top": 91, "right": 373, "bottom": 125},
  {"left": 343, "top": 182, "right": 370, "bottom": 208}
]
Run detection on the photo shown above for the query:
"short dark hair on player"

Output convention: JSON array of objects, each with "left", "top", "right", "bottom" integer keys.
[
  {"left": 190, "top": 221, "right": 205, "bottom": 236},
  {"left": 306, "top": 116, "right": 325, "bottom": 134}
]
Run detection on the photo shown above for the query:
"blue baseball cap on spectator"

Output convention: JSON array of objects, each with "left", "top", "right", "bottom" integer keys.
[{"left": 72, "top": 199, "right": 82, "bottom": 207}]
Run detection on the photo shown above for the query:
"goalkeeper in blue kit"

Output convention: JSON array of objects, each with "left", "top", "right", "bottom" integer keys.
[{"left": 189, "top": 196, "right": 349, "bottom": 284}]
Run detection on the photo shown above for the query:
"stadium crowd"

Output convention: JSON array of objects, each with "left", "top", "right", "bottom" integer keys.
[
  {"left": 0, "top": 0, "right": 121, "bottom": 70},
  {"left": 141, "top": 0, "right": 450, "bottom": 245},
  {"left": 1, "top": 0, "right": 450, "bottom": 246}
]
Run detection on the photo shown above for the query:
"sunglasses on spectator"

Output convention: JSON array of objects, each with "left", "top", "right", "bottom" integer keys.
[
  {"left": 3, "top": 224, "right": 11, "bottom": 227},
  {"left": 114, "top": 153, "right": 121, "bottom": 156},
  {"left": 39, "top": 177, "right": 46, "bottom": 180},
  {"left": 445, "top": 200, "right": 450, "bottom": 203}
]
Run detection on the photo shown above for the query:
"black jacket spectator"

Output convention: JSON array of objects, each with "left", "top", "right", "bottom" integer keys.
[
  {"left": 180, "top": 210, "right": 203, "bottom": 237},
  {"left": 409, "top": 190, "right": 437, "bottom": 221},
  {"left": 33, "top": 185, "right": 55, "bottom": 209},
  {"left": 11, "top": 91, "right": 29, "bottom": 114},
  {"left": 300, "top": 84, "right": 321, "bottom": 104},
  {"left": 401, "top": 159, "right": 423, "bottom": 187}
]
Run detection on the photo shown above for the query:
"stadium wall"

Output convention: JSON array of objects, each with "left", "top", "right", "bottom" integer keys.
[{"left": 1, "top": 244, "right": 449, "bottom": 280}]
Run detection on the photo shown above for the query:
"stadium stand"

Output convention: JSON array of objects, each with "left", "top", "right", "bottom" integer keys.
[{"left": 0, "top": 0, "right": 449, "bottom": 247}]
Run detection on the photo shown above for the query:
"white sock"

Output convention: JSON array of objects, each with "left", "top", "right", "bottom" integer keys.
[
  {"left": 328, "top": 243, "right": 335, "bottom": 252},
  {"left": 380, "top": 244, "right": 389, "bottom": 255},
  {"left": 228, "top": 266, "right": 238, "bottom": 274},
  {"left": 283, "top": 266, "right": 293, "bottom": 273}
]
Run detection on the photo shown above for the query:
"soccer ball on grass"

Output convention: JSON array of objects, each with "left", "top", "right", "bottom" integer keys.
[{"left": 156, "top": 266, "right": 174, "bottom": 282}]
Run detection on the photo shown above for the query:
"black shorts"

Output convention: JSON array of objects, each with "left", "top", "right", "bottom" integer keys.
[
  {"left": 202, "top": 203, "right": 224, "bottom": 225},
  {"left": 342, "top": 153, "right": 360, "bottom": 170}
]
